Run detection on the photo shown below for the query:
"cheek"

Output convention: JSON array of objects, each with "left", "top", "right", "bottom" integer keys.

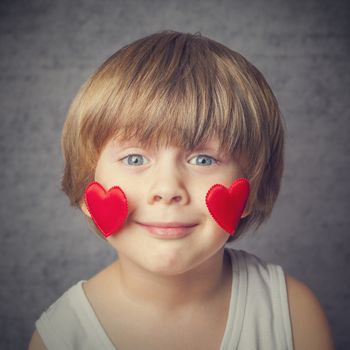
[
  {"left": 94, "top": 161, "right": 118, "bottom": 188},
  {"left": 118, "top": 181, "right": 145, "bottom": 218},
  {"left": 189, "top": 181, "right": 215, "bottom": 217},
  {"left": 94, "top": 165, "right": 141, "bottom": 215},
  {"left": 95, "top": 162, "right": 136, "bottom": 195}
]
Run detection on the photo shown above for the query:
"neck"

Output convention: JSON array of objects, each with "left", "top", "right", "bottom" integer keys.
[{"left": 112, "top": 247, "right": 231, "bottom": 313}]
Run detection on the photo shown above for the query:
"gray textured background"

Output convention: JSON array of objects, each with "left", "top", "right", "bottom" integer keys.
[{"left": 0, "top": 0, "right": 349, "bottom": 349}]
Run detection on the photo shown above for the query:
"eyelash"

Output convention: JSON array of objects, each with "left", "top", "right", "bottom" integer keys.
[
  {"left": 120, "top": 154, "right": 219, "bottom": 167},
  {"left": 121, "top": 154, "right": 148, "bottom": 166},
  {"left": 189, "top": 154, "right": 218, "bottom": 166}
]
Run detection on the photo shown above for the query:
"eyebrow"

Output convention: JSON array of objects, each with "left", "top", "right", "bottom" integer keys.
[
  {"left": 192, "top": 141, "right": 223, "bottom": 153},
  {"left": 110, "top": 138, "right": 223, "bottom": 155},
  {"left": 193, "top": 144, "right": 219, "bottom": 152},
  {"left": 110, "top": 139, "right": 143, "bottom": 149}
]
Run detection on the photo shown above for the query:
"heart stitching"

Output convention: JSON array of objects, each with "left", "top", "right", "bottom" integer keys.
[
  {"left": 84, "top": 181, "right": 128, "bottom": 237},
  {"left": 205, "top": 178, "right": 250, "bottom": 235}
]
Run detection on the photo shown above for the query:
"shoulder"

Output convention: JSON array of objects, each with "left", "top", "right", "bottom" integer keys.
[
  {"left": 32, "top": 281, "right": 87, "bottom": 349},
  {"left": 227, "top": 248, "right": 283, "bottom": 283},
  {"left": 28, "top": 330, "right": 47, "bottom": 350},
  {"left": 285, "top": 274, "right": 335, "bottom": 350}
]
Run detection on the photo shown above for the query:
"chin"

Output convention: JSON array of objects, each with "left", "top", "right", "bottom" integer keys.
[
  {"left": 140, "top": 249, "right": 193, "bottom": 276},
  {"left": 140, "top": 244, "right": 220, "bottom": 277}
]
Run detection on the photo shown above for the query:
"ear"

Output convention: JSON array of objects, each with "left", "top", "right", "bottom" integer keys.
[
  {"left": 80, "top": 199, "right": 92, "bottom": 218},
  {"left": 241, "top": 207, "right": 251, "bottom": 218},
  {"left": 241, "top": 203, "right": 252, "bottom": 219}
]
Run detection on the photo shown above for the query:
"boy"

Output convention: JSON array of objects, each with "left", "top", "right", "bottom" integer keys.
[{"left": 29, "top": 30, "right": 334, "bottom": 349}]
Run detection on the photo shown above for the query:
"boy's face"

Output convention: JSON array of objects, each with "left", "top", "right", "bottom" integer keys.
[{"left": 82, "top": 136, "right": 247, "bottom": 276}]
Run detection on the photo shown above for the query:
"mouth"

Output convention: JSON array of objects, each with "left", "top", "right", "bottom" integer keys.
[{"left": 135, "top": 221, "right": 198, "bottom": 239}]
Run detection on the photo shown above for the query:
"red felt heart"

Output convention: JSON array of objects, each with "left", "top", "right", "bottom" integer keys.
[
  {"left": 84, "top": 181, "right": 128, "bottom": 237},
  {"left": 205, "top": 178, "right": 250, "bottom": 235}
]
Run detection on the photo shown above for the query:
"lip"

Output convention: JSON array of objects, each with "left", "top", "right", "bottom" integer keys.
[{"left": 136, "top": 221, "right": 198, "bottom": 239}]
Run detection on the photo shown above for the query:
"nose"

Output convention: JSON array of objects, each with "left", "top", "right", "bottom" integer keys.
[{"left": 147, "top": 162, "right": 190, "bottom": 206}]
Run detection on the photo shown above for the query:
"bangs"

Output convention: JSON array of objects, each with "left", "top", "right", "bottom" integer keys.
[
  {"left": 79, "top": 31, "right": 262, "bottom": 164},
  {"left": 109, "top": 65, "right": 248, "bottom": 157}
]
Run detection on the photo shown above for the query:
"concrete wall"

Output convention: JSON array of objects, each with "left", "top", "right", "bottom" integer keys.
[{"left": 0, "top": 0, "right": 349, "bottom": 348}]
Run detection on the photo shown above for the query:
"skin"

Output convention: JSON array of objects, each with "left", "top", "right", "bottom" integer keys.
[
  {"left": 89, "top": 137, "right": 246, "bottom": 304},
  {"left": 28, "top": 137, "right": 335, "bottom": 350}
]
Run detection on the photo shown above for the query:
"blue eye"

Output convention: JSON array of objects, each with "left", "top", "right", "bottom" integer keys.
[
  {"left": 122, "top": 154, "right": 148, "bottom": 166},
  {"left": 189, "top": 155, "right": 217, "bottom": 166}
]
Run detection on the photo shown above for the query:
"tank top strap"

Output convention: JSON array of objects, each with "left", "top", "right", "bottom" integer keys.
[
  {"left": 35, "top": 280, "right": 117, "bottom": 350},
  {"left": 221, "top": 248, "right": 294, "bottom": 350},
  {"left": 219, "top": 248, "right": 248, "bottom": 349}
]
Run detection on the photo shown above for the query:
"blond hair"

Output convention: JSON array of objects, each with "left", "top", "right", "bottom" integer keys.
[{"left": 61, "top": 30, "right": 285, "bottom": 241}]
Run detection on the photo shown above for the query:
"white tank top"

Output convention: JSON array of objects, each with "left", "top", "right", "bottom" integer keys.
[{"left": 35, "top": 248, "right": 294, "bottom": 349}]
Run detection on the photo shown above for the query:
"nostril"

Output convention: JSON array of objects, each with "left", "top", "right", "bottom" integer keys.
[
  {"left": 154, "top": 195, "right": 162, "bottom": 201},
  {"left": 152, "top": 194, "right": 182, "bottom": 203}
]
